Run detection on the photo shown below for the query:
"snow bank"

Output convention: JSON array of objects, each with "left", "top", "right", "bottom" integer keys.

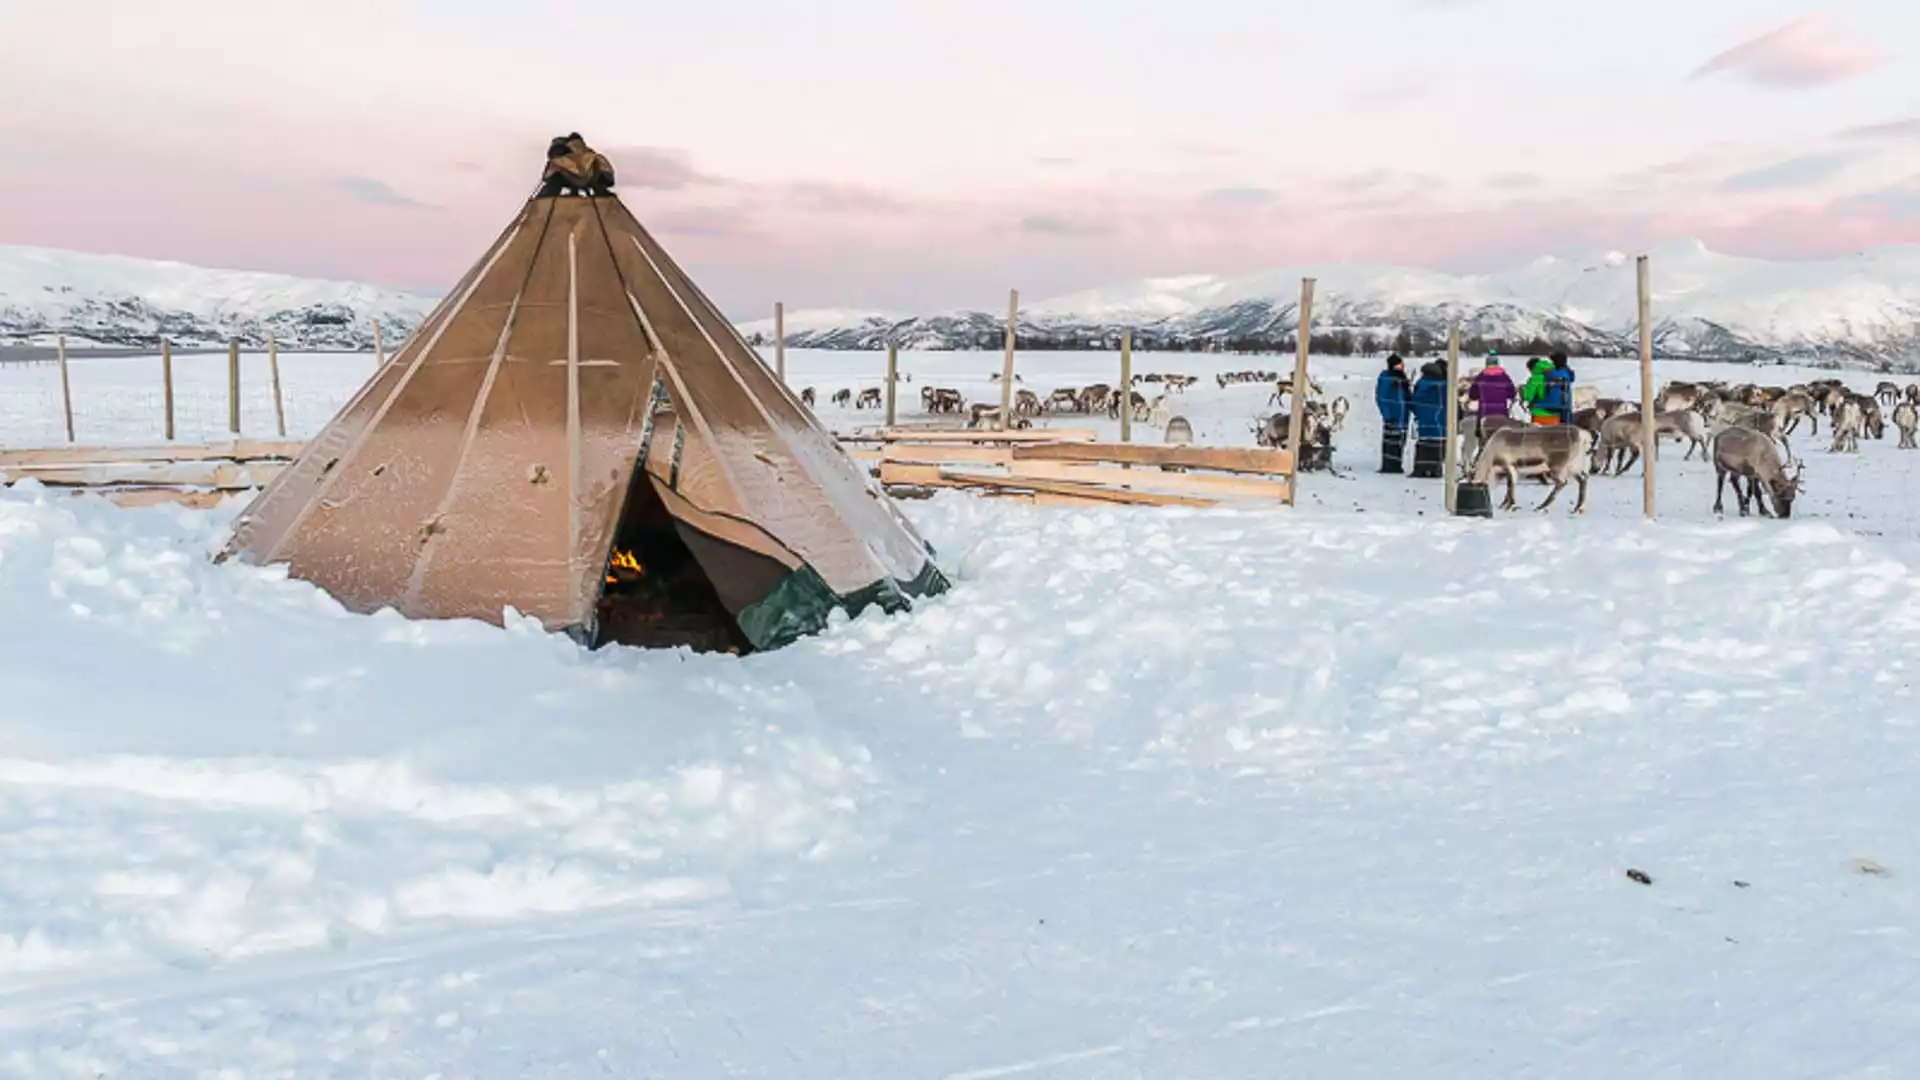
[{"left": 4, "top": 476, "right": 1920, "bottom": 1075}]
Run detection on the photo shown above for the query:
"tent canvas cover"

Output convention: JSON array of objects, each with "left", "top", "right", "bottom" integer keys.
[{"left": 219, "top": 191, "right": 948, "bottom": 652}]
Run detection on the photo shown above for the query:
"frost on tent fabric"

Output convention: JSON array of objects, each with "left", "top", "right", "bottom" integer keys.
[{"left": 217, "top": 139, "right": 948, "bottom": 654}]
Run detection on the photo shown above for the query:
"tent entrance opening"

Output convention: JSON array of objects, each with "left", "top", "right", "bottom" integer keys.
[{"left": 595, "top": 474, "right": 752, "bottom": 655}]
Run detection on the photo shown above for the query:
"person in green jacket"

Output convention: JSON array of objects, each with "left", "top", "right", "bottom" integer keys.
[{"left": 1521, "top": 359, "right": 1560, "bottom": 425}]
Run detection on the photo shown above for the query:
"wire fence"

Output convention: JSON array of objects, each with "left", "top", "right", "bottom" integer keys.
[{"left": 0, "top": 352, "right": 376, "bottom": 447}]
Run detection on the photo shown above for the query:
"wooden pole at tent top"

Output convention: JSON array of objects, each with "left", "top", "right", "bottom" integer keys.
[
  {"left": 884, "top": 340, "right": 899, "bottom": 427},
  {"left": 161, "top": 338, "right": 175, "bottom": 441},
  {"left": 774, "top": 302, "right": 786, "bottom": 382},
  {"left": 1282, "top": 278, "right": 1316, "bottom": 507},
  {"left": 56, "top": 334, "right": 75, "bottom": 443},
  {"left": 268, "top": 335, "right": 287, "bottom": 438},
  {"left": 999, "top": 289, "right": 1018, "bottom": 429},
  {"left": 227, "top": 338, "right": 241, "bottom": 436},
  {"left": 1637, "top": 255, "right": 1656, "bottom": 520},
  {"left": 1118, "top": 331, "right": 1134, "bottom": 443}
]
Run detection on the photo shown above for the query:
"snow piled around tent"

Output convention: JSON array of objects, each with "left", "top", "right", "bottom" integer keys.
[{"left": 3, "top": 479, "right": 1920, "bottom": 1076}]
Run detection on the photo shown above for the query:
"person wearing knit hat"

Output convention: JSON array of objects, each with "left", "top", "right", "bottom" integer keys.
[{"left": 1375, "top": 354, "right": 1413, "bottom": 473}]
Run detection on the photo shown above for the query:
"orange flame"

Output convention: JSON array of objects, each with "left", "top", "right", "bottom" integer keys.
[{"left": 605, "top": 548, "right": 644, "bottom": 585}]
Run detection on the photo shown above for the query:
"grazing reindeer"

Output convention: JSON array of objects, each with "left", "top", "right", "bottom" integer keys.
[
  {"left": 1715, "top": 406, "right": 1794, "bottom": 463},
  {"left": 831, "top": 388, "right": 853, "bottom": 408},
  {"left": 1014, "top": 389, "right": 1042, "bottom": 417},
  {"left": 1771, "top": 391, "right": 1818, "bottom": 436},
  {"left": 1856, "top": 395, "right": 1887, "bottom": 441},
  {"left": 968, "top": 403, "right": 1028, "bottom": 429},
  {"left": 1830, "top": 398, "right": 1864, "bottom": 453},
  {"left": 1896, "top": 401, "right": 1919, "bottom": 449},
  {"left": 1329, "top": 396, "right": 1351, "bottom": 432},
  {"left": 800, "top": 387, "right": 817, "bottom": 408},
  {"left": 1594, "top": 409, "right": 1710, "bottom": 474},
  {"left": 1042, "top": 388, "right": 1080, "bottom": 414},
  {"left": 920, "top": 385, "right": 936, "bottom": 411},
  {"left": 1712, "top": 427, "right": 1802, "bottom": 518},
  {"left": 1472, "top": 425, "right": 1594, "bottom": 514},
  {"left": 856, "top": 387, "right": 882, "bottom": 410},
  {"left": 1876, "top": 381, "right": 1902, "bottom": 406}
]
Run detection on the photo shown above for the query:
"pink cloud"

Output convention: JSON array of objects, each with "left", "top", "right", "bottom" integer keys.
[{"left": 1693, "top": 15, "right": 1888, "bottom": 89}]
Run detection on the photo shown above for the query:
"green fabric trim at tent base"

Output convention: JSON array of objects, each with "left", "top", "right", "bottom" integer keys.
[{"left": 737, "top": 558, "right": 951, "bottom": 652}]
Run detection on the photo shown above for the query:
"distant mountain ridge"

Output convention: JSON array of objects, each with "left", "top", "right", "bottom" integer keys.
[
  {"left": 0, "top": 246, "right": 436, "bottom": 350},
  {"left": 5, "top": 241, "right": 1917, "bottom": 368},
  {"left": 738, "top": 242, "right": 1920, "bottom": 369}
]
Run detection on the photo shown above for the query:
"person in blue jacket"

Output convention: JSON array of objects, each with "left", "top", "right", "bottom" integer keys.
[
  {"left": 1409, "top": 360, "right": 1451, "bottom": 478},
  {"left": 1375, "top": 354, "right": 1414, "bottom": 474},
  {"left": 1544, "top": 351, "right": 1576, "bottom": 424}
]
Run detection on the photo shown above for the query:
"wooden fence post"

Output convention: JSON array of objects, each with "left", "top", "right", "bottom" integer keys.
[
  {"left": 161, "top": 338, "right": 175, "bottom": 441},
  {"left": 227, "top": 338, "right": 241, "bottom": 436},
  {"left": 1119, "top": 331, "right": 1134, "bottom": 443},
  {"left": 1637, "top": 255, "right": 1656, "bottom": 520},
  {"left": 884, "top": 340, "right": 899, "bottom": 427},
  {"left": 1282, "top": 278, "right": 1316, "bottom": 507},
  {"left": 373, "top": 318, "right": 386, "bottom": 365},
  {"left": 999, "top": 289, "right": 1019, "bottom": 429},
  {"left": 56, "top": 334, "right": 75, "bottom": 443},
  {"left": 1443, "top": 324, "right": 1461, "bottom": 514},
  {"left": 269, "top": 335, "right": 287, "bottom": 437},
  {"left": 774, "top": 301, "right": 786, "bottom": 382}
]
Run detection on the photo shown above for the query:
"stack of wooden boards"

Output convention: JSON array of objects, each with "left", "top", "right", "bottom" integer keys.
[
  {"left": 1, "top": 428, "right": 1297, "bottom": 511},
  {"left": 865, "top": 427, "right": 1295, "bottom": 508},
  {"left": 0, "top": 440, "right": 301, "bottom": 508}
]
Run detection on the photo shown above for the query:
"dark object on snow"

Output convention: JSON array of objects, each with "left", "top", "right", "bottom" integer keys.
[
  {"left": 1411, "top": 437, "right": 1445, "bottom": 478},
  {"left": 1380, "top": 424, "right": 1407, "bottom": 473},
  {"left": 1733, "top": 880, "right": 1751, "bottom": 888},
  {"left": 1453, "top": 481, "right": 1493, "bottom": 518},
  {"left": 1626, "top": 869, "right": 1653, "bottom": 886}
]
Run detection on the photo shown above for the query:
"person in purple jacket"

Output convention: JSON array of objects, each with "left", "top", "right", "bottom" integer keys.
[{"left": 1467, "top": 351, "right": 1517, "bottom": 435}]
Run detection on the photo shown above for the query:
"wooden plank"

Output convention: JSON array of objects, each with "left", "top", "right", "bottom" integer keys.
[
  {"left": 878, "top": 462, "right": 1217, "bottom": 508},
  {"left": 881, "top": 427, "right": 1095, "bottom": 443},
  {"left": 3, "top": 462, "right": 287, "bottom": 488},
  {"left": 0, "top": 439, "right": 305, "bottom": 468},
  {"left": 881, "top": 444, "right": 1016, "bottom": 466},
  {"left": 1011, "top": 442, "right": 1294, "bottom": 474},
  {"left": 102, "top": 489, "right": 243, "bottom": 510},
  {"left": 1008, "top": 460, "right": 1289, "bottom": 501}
]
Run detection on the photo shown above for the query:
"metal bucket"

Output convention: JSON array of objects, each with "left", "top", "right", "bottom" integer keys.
[{"left": 1453, "top": 481, "right": 1494, "bottom": 518}]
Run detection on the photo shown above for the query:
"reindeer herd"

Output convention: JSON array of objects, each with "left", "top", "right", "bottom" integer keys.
[
  {"left": 1466, "top": 375, "right": 1920, "bottom": 519},
  {"left": 798, "top": 371, "right": 1211, "bottom": 432}
]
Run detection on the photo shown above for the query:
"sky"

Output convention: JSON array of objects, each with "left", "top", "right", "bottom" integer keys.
[{"left": 1, "top": 0, "right": 1916, "bottom": 316}]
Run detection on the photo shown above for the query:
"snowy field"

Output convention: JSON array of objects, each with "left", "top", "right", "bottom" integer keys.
[{"left": 3, "top": 350, "right": 1920, "bottom": 1076}]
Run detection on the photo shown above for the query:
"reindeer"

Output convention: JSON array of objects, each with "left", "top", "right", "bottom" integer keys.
[
  {"left": 1014, "top": 389, "right": 1042, "bottom": 417},
  {"left": 831, "top": 388, "right": 853, "bottom": 408},
  {"left": 1657, "top": 382, "right": 1703, "bottom": 413},
  {"left": 1328, "top": 396, "right": 1351, "bottom": 433},
  {"left": 919, "top": 385, "right": 936, "bottom": 412},
  {"left": 1472, "top": 425, "right": 1593, "bottom": 514},
  {"left": 1856, "top": 394, "right": 1887, "bottom": 440},
  {"left": 927, "top": 388, "right": 965, "bottom": 415},
  {"left": 1043, "top": 388, "right": 1081, "bottom": 414},
  {"left": 1079, "top": 383, "right": 1116, "bottom": 415},
  {"left": 800, "top": 387, "right": 817, "bottom": 408},
  {"left": 1571, "top": 386, "right": 1599, "bottom": 413},
  {"left": 1896, "top": 402, "right": 1919, "bottom": 449},
  {"left": 1268, "top": 374, "right": 1325, "bottom": 405},
  {"left": 1712, "top": 427, "right": 1802, "bottom": 518},
  {"left": 1876, "top": 381, "right": 1902, "bottom": 406},
  {"left": 1771, "top": 391, "right": 1818, "bottom": 436},
  {"left": 856, "top": 387, "right": 882, "bottom": 410},
  {"left": 1163, "top": 416, "right": 1193, "bottom": 446},
  {"left": 1907, "top": 383, "right": 1920, "bottom": 407},
  {"left": 1593, "top": 410, "right": 1709, "bottom": 475},
  {"left": 1830, "top": 398, "right": 1864, "bottom": 453},
  {"left": 1145, "top": 394, "right": 1172, "bottom": 427},
  {"left": 1715, "top": 406, "right": 1794, "bottom": 464}
]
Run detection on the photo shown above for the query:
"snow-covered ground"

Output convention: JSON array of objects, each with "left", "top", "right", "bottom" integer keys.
[{"left": 3, "top": 351, "right": 1920, "bottom": 1076}]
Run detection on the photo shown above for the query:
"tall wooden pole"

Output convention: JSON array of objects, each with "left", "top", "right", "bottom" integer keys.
[
  {"left": 884, "top": 340, "right": 899, "bottom": 427},
  {"left": 268, "top": 335, "right": 287, "bottom": 438},
  {"left": 227, "top": 338, "right": 241, "bottom": 436},
  {"left": 1119, "top": 331, "right": 1134, "bottom": 443},
  {"left": 774, "top": 301, "right": 786, "bottom": 382},
  {"left": 1443, "top": 324, "right": 1461, "bottom": 514},
  {"left": 56, "top": 333, "right": 75, "bottom": 443},
  {"left": 999, "top": 289, "right": 1018, "bottom": 429},
  {"left": 161, "top": 338, "right": 175, "bottom": 441},
  {"left": 373, "top": 318, "right": 386, "bottom": 365},
  {"left": 1637, "top": 255, "right": 1656, "bottom": 520},
  {"left": 1282, "top": 279, "right": 1316, "bottom": 506}
]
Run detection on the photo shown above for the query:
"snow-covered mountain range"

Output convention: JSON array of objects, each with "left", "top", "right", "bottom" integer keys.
[
  {"left": 5, "top": 240, "right": 1917, "bottom": 367},
  {"left": 738, "top": 241, "right": 1920, "bottom": 368},
  {"left": 0, "top": 246, "right": 436, "bottom": 350}
]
